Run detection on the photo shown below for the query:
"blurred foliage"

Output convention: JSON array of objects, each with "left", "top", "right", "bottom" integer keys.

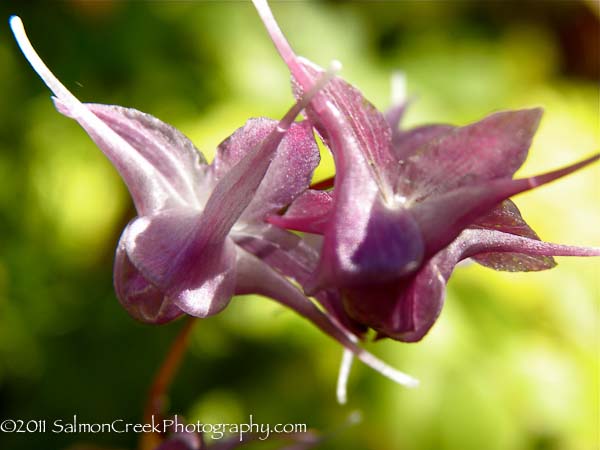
[{"left": 0, "top": 1, "right": 598, "bottom": 450}]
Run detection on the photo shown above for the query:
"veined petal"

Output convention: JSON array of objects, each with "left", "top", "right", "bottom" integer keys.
[
  {"left": 123, "top": 210, "right": 237, "bottom": 318},
  {"left": 392, "top": 124, "right": 454, "bottom": 166},
  {"left": 360, "top": 227, "right": 599, "bottom": 342},
  {"left": 235, "top": 249, "right": 419, "bottom": 389},
  {"left": 313, "top": 193, "right": 424, "bottom": 291},
  {"left": 399, "top": 109, "right": 542, "bottom": 200},
  {"left": 82, "top": 103, "right": 210, "bottom": 208},
  {"left": 200, "top": 63, "right": 339, "bottom": 244},
  {"left": 470, "top": 200, "right": 556, "bottom": 271},
  {"left": 254, "top": 0, "right": 397, "bottom": 193},
  {"left": 10, "top": 17, "right": 188, "bottom": 215},
  {"left": 412, "top": 153, "right": 600, "bottom": 257},
  {"left": 213, "top": 118, "right": 320, "bottom": 222},
  {"left": 114, "top": 230, "right": 185, "bottom": 324},
  {"left": 458, "top": 228, "right": 600, "bottom": 259},
  {"left": 294, "top": 60, "right": 397, "bottom": 196},
  {"left": 266, "top": 190, "right": 333, "bottom": 234}
]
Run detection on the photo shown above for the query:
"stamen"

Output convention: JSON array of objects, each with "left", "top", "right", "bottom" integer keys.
[{"left": 336, "top": 348, "right": 354, "bottom": 404}]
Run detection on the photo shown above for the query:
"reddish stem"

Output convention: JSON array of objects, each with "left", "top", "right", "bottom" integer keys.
[{"left": 139, "top": 317, "right": 197, "bottom": 450}]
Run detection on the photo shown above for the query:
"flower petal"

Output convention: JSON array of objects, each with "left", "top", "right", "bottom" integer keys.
[
  {"left": 123, "top": 210, "right": 237, "bottom": 318},
  {"left": 392, "top": 124, "right": 454, "bottom": 165},
  {"left": 113, "top": 229, "right": 185, "bottom": 324},
  {"left": 412, "top": 153, "right": 600, "bottom": 257},
  {"left": 10, "top": 17, "right": 191, "bottom": 215},
  {"left": 266, "top": 190, "right": 333, "bottom": 234},
  {"left": 470, "top": 200, "right": 556, "bottom": 271},
  {"left": 254, "top": 0, "right": 397, "bottom": 192},
  {"left": 213, "top": 118, "right": 320, "bottom": 222},
  {"left": 357, "top": 227, "right": 599, "bottom": 342},
  {"left": 399, "top": 109, "right": 542, "bottom": 200},
  {"left": 83, "top": 103, "right": 210, "bottom": 207}
]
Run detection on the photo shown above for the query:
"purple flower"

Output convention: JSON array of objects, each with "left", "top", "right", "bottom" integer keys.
[
  {"left": 10, "top": 17, "right": 419, "bottom": 390},
  {"left": 252, "top": 0, "right": 600, "bottom": 342}
]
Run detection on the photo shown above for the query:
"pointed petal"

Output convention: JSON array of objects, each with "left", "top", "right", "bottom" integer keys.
[
  {"left": 392, "top": 124, "right": 454, "bottom": 164},
  {"left": 113, "top": 229, "right": 184, "bottom": 324},
  {"left": 294, "top": 59, "right": 398, "bottom": 197},
  {"left": 82, "top": 103, "right": 210, "bottom": 207},
  {"left": 391, "top": 228, "right": 599, "bottom": 341},
  {"left": 10, "top": 17, "right": 189, "bottom": 215},
  {"left": 235, "top": 248, "right": 419, "bottom": 388},
  {"left": 294, "top": 72, "right": 425, "bottom": 290},
  {"left": 266, "top": 190, "right": 333, "bottom": 234},
  {"left": 459, "top": 229, "right": 600, "bottom": 259},
  {"left": 213, "top": 119, "right": 320, "bottom": 222},
  {"left": 412, "top": 154, "right": 600, "bottom": 257},
  {"left": 351, "top": 225, "right": 599, "bottom": 342},
  {"left": 253, "top": 0, "right": 398, "bottom": 194},
  {"left": 123, "top": 211, "right": 237, "bottom": 318},
  {"left": 470, "top": 200, "right": 556, "bottom": 271},
  {"left": 387, "top": 243, "right": 461, "bottom": 342},
  {"left": 321, "top": 122, "right": 455, "bottom": 195},
  {"left": 399, "top": 109, "right": 543, "bottom": 200},
  {"left": 201, "top": 66, "right": 338, "bottom": 244},
  {"left": 253, "top": 3, "right": 430, "bottom": 288}
]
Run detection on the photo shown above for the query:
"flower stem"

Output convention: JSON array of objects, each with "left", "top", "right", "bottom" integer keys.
[{"left": 139, "top": 317, "right": 197, "bottom": 450}]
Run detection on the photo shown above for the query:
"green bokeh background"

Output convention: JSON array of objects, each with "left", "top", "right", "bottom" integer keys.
[{"left": 0, "top": 1, "right": 598, "bottom": 449}]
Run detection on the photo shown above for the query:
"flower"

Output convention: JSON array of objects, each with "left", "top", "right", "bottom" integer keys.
[
  {"left": 252, "top": 0, "right": 600, "bottom": 342},
  {"left": 10, "top": 16, "right": 418, "bottom": 390}
]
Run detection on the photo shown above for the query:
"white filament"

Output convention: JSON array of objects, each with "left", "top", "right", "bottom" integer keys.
[
  {"left": 336, "top": 348, "right": 354, "bottom": 404},
  {"left": 390, "top": 70, "right": 407, "bottom": 106}
]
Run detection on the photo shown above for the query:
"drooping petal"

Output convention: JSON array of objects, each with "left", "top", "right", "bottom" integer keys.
[
  {"left": 213, "top": 118, "right": 320, "bottom": 222},
  {"left": 113, "top": 230, "right": 185, "bottom": 324},
  {"left": 119, "top": 69, "right": 337, "bottom": 319},
  {"left": 266, "top": 190, "right": 333, "bottom": 234},
  {"left": 82, "top": 103, "right": 210, "bottom": 208},
  {"left": 254, "top": 0, "right": 397, "bottom": 192},
  {"left": 470, "top": 200, "right": 556, "bottom": 271},
  {"left": 200, "top": 63, "right": 339, "bottom": 246},
  {"left": 235, "top": 249, "right": 420, "bottom": 388},
  {"left": 123, "top": 210, "right": 238, "bottom": 318},
  {"left": 253, "top": 2, "right": 429, "bottom": 289},
  {"left": 363, "top": 228, "right": 600, "bottom": 342},
  {"left": 412, "top": 153, "right": 600, "bottom": 257},
  {"left": 296, "top": 69, "right": 424, "bottom": 290},
  {"left": 398, "top": 109, "right": 542, "bottom": 200},
  {"left": 10, "top": 17, "right": 190, "bottom": 215}
]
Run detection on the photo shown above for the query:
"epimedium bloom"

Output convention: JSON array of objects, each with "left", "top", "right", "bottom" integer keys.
[
  {"left": 252, "top": 0, "right": 600, "bottom": 343},
  {"left": 10, "top": 17, "right": 419, "bottom": 389}
]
